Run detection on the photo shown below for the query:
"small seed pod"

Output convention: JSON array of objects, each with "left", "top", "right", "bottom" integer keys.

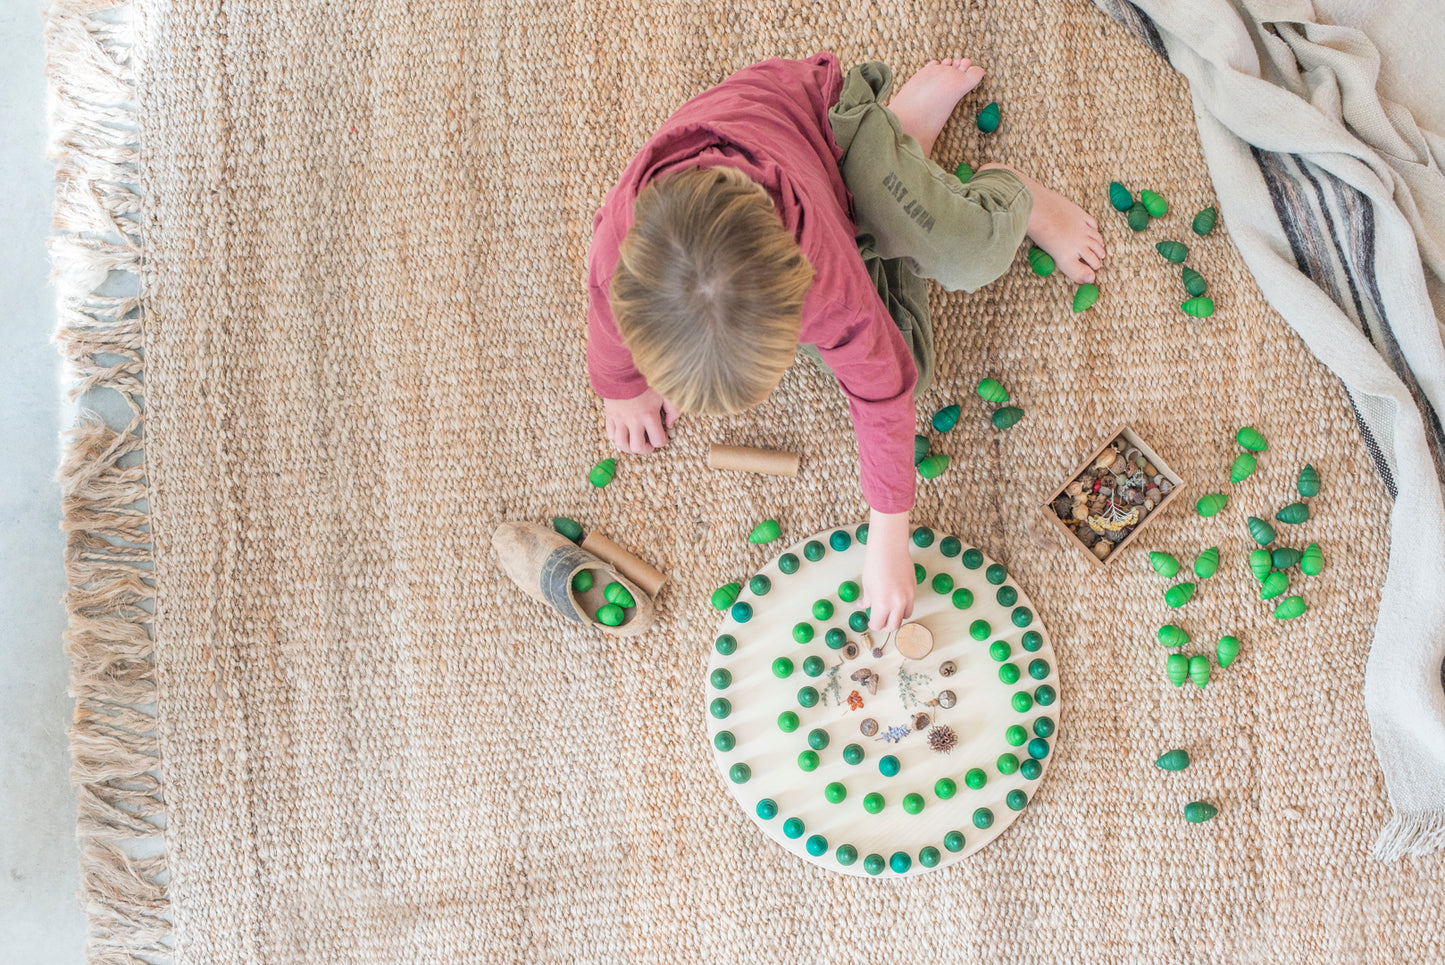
[
  {"left": 913, "top": 712, "right": 931, "bottom": 731},
  {"left": 1127, "top": 201, "right": 1151, "bottom": 231},
  {"left": 1276, "top": 502, "right": 1310, "bottom": 525},
  {"left": 1182, "top": 266, "right": 1208, "bottom": 297},
  {"left": 1028, "top": 247, "right": 1055, "bottom": 277},
  {"left": 860, "top": 718, "right": 879, "bottom": 737},
  {"left": 1229, "top": 452, "right": 1257, "bottom": 484},
  {"left": 1165, "top": 583, "right": 1197, "bottom": 609},
  {"left": 1301, "top": 542, "right": 1325, "bottom": 576},
  {"left": 938, "top": 660, "right": 957, "bottom": 677},
  {"left": 1166, "top": 653, "right": 1189, "bottom": 687},
  {"left": 976, "top": 378, "right": 1009, "bottom": 403},
  {"left": 710, "top": 582, "right": 741, "bottom": 610},
  {"left": 1150, "top": 551, "right": 1181, "bottom": 578},
  {"left": 1274, "top": 595, "right": 1307, "bottom": 620},
  {"left": 1156, "top": 240, "right": 1189, "bottom": 263},
  {"left": 977, "top": 101, "right": 1000, "bottom": 132},
  {"left": 1196, "top": 493, "right": 1229, "bottom": 517},
  {"left": 914, "top": 433, "right": 929, "bottom": 465},
  {"left": 1140, "top": 189, "right": 1169, "bottom": 217},
  {"left": 603, "top": 582, "right": 635, "bottom": 608},
  {"left": 1157, "top": 624, "right": 1190, "bottom": 649},
  {"left": 552, "top": 516, "right": 584, "bottom": 543},
  {"left": 936, "top": 690, "right": 957, "bottom": 709},
  {"left": 954, "top": 160, "right": 974, "bottom": 183},
  {"left": 932, "top": 404, "right": 961, "bottom": 432},
  {"left": 1184, "top": 801, "right": 1219, "bottom": 823},
  {"left": 1259, "top": 571, "right": 1289, "bottom": 600},
  {"left": 1072, "top": 284, "right": 1099, "bottom": 313},
  {"left": 1217, "top": 635, "right": 1241, "bottom": 668},
  {"left": 1272, "top": 547, "right": 1302, "bottom": 570},
  {"left": 748, "top": 519, "right": 781, "bottom": 543},
  {"left": 1156, "top": 749, "right": 1191, "bottom": 771},
  {"left": 1236, "top": 426, "right": 1269, "bottom": 451},
  {"left": 1188, "top": 655, "right": 1211, "bottom": 689},
  {"left": 1194, "top": 546, "right": 1220, "bottom": 579},
  {"left": 1181, "top": 296, "right": 1215, "bottom": 317},
  {"left": 1297, "top": 464, "right": 1320, "bottom": 498},
  {"left": 1192, "top": 206, "right": 1218, "bottom": 236},
  {"left": 1108, "top": 181, "right": 1133, "bottom": 212},
  {"left": 992, "top": 406, "right": 1025, "bottom": 430},
  {"left": 918, "top": 453, "right": 950, "bottom": 479},
  {"left": 1247, "top": 516, "right": 1277, "bottom": 546},
  {"left": 588, "top": 457, "right": 617, "bottom": 487},
  {"left": 1249, "top": 549, "right": 1273, "bottom": 582},
  {"left": 842, "top": 642, "right": 860, "bottom": 660}
]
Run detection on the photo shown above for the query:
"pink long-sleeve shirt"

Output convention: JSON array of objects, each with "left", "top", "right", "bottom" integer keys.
[{"left": 587, "top": 52, "right": 917, "bottom": 514}]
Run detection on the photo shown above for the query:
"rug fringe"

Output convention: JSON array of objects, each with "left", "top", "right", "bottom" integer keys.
[
  {"left": 47, "top": 0, "right": 170, "bottom": 961},
  {"left": 1371, "top": 808, "right": 1445, "bottom": 860}
]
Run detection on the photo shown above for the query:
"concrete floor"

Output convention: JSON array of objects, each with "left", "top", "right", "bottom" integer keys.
[{"left": 2, "top": 0, "right": 89, "bottom": 960}]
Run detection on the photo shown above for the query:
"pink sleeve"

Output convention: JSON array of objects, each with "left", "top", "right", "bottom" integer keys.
[
  {"left": 585, "top": 216, "right": 650, "bottom": 401},
  {"left": 816, "top": 307, "right": 918, "bottom": 514}
]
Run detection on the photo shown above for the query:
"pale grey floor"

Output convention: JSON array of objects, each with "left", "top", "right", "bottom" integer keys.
[{"left": 1, "top": 0, "right": 89, "bottom": 960}]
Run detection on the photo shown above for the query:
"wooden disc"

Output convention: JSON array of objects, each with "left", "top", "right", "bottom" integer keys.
[{"left": 895, "top": 622, "right": 934, "bottom": 660}]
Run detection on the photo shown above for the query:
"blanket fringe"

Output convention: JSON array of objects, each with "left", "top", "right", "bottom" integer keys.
[
  {"left": 47, "top": 0, "right": 169, "bottom": 961},
  {"left": 1371, "top": 808, "right": 1445, "bottom": 861}
]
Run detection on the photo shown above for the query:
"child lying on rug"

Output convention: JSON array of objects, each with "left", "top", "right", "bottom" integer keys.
[{"left": 586, "top": 52, "right": 1104, "bottom": 630}]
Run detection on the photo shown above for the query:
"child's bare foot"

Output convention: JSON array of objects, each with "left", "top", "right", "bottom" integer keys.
[
  {"left": 981, "top": 163, "right": 1106, "bottom": 284},
  {"left": 887, "top": 57, "right": 987, "bottom": 157}
]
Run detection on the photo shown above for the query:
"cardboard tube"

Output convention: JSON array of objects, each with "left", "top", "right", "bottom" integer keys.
[
  {"left": 581, "top": 531, "right": 668, "bottom": 598},
  {"left": 706, "top": 444, "right": 800, "bottom": 477}
]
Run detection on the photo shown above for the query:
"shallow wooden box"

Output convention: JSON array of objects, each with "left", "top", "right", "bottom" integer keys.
[{"left": 1043, "top": 425, "right": 1187, "bottom": 570}]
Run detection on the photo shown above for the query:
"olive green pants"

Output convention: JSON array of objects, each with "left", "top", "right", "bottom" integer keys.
[{"left": 804, "top": 61, "right": 1034, "bottom": 395}]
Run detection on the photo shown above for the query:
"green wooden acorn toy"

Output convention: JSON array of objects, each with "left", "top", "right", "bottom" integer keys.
[
  {"left": 1217, "top": 635, "right": 1240, "bottom": 668},
  {"left": 1165, "top": 583, "right": 1197, "bottom": 608},
  {"left": 1236, "top": 426, "right": 1269, "bottom": 451},
  {"left": 1247, "top": 516, "right": 1277, "bottom": 546},
  {"left": 1196, "top": 493, "right": 1228, "bottom": 517},
  {"left": 1181, "top": 296, "right": 1215, "bottom": 317},
  {"left": 1188, "top": 655, "right": 1211, "bottom": 689},
  {"left": 1194, "top": 546, "right": 1219, "bottom": 579},
  {"left": 1271, "top": 547, "right": 1302, "bottom": 570},
  {"left": 932, "top": 404, "right": 961, "bottom": 432},
  {"left": 1192, "top": 206, "right": 1217, "bottom": 236},
  {"left": 1276, "top": 502, "right": 1310, "bottom": 524},
  {"left": 1230, "top": 452, "right": 1257, "bottom": 484},
  {"left": 1274, "top": 595, "right": 1307, "bottom": 620},
  {"left": 1108, "top": 181, "right": 1133, "bottom": 212},
  {"left": 1072, "top": 284, "right": 1099, "bottom": 313},
  {"left": 1301, "top": 542, "right": 1325, "bottom": 576},
  {"left": 1297, "top": 464, "right": 1320, "bottom": 497},
  {"left": 748, "top": 519, "right": 781, "bottom": 543},
  {"left": 918, "top": 453, "right": 950, "bottom": 478},
  {"left": 1184, "top": 801, "right": 1219, "bottom": 823},
  {"left": 711, "top": 582, "right": 740, "bottom": 610},
  {"left": 1156, "top": 749, "right": 1191, "bottom": 771},
  {"left": 572, "top": 570, "right": 593, "bottom": 593},
  {"left": 976, "top": 378, "right": 1009, "bottom": 403},
  {"left": 977, "top": 101, "right": 1000, "bottom": 132},
  {"left": 1127, "top": 201, "right": 1150, "bottom": 231},
  {"left": 552, "top": 516, "right": 584, "bottom": 543},
  {"left": 1182, "top": 266, "right": 1208, "bottom": 296},
  {"left": 1156, "top": 240, "right": 1189, "bottom": 263},
  {"left": 603, "top": 582, "right": 635, "bottom": 608},
  {"left": 955, "top": 161, "right": 974, "bottom": 183},
  {"left": 1150, "top": 551, "right": 1181, "bottom": 578},
  {"left": 595, "top": 603, "right": 626, "bottom": 627},
  {"left": 1140, "top": 189, "right": 1169, "bottom": 217},
  {"left": 1249, "top": 548, "right": 1273, "bottom": 581},
  {"left": 1166, "top": 653, "right": 1189, "bottom": 687},
  {"left": 1028, "top": 247, "right": 1055, "bottom": 276},
  {"left": 1259, "top": 571, "right": 1288, "bottom": 600},
  {"left": 588, "top": 457, "right": 617, "bottom": 487},
  {"left": 992, "top": 406, "right": 1024, "bottom": 430},
  {"left": 1157, "top": 624, "right": 1189, "bottom": 649},
  {"left": 914, "top": 433, "right": 929, "bottom": 465}
]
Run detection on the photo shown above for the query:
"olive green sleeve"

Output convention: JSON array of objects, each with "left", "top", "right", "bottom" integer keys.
[{"left": 829, "top": 62, "right": 1034, "bottom": 293}]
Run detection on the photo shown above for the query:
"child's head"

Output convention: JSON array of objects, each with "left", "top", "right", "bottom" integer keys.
[{"left": 610, "top": 166, "right": 814, "bottom": 415}]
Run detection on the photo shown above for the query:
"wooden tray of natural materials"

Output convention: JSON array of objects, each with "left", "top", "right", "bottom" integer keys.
[{"left": 1042, "top": 425, "right": 1187, "bottom": 570}]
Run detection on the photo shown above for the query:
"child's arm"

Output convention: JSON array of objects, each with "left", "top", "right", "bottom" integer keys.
[{"left": 859, "top": 507, "right": 915, "bottom": 632}]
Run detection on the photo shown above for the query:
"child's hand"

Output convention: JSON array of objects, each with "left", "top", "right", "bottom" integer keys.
[
  {"left": 858, "top": 508, "right": 915, "bottom": 631},
  {"left": 604, "top": 388, "right": 680, "bottom": 454}
]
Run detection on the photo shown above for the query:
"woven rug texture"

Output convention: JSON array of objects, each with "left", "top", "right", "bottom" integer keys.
[{"left": 53, "top": 0, "right": 1444, "bottom": 961}]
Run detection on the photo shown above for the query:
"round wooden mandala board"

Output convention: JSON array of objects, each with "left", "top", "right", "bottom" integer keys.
[{"left": 705, "top": 523, "right": 1061, "bottom": 878}]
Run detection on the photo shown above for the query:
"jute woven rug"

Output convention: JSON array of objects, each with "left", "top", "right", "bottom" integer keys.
[{"left": 51, "top": 0, "right": 1442, "bottom": 961}]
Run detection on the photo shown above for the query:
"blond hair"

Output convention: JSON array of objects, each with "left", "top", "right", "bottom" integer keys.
[{"left": 610, "top": 166, "right": 814, "bottom": 415}]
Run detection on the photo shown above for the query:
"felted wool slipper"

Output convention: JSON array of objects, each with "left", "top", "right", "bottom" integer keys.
[{"left": 491, "top": 521, "right": 655, "bottom": 637}]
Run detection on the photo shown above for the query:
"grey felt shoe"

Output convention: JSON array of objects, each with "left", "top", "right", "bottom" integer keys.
[{"left": 491, "top": 521, "right": 655, "bottom": 637}]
